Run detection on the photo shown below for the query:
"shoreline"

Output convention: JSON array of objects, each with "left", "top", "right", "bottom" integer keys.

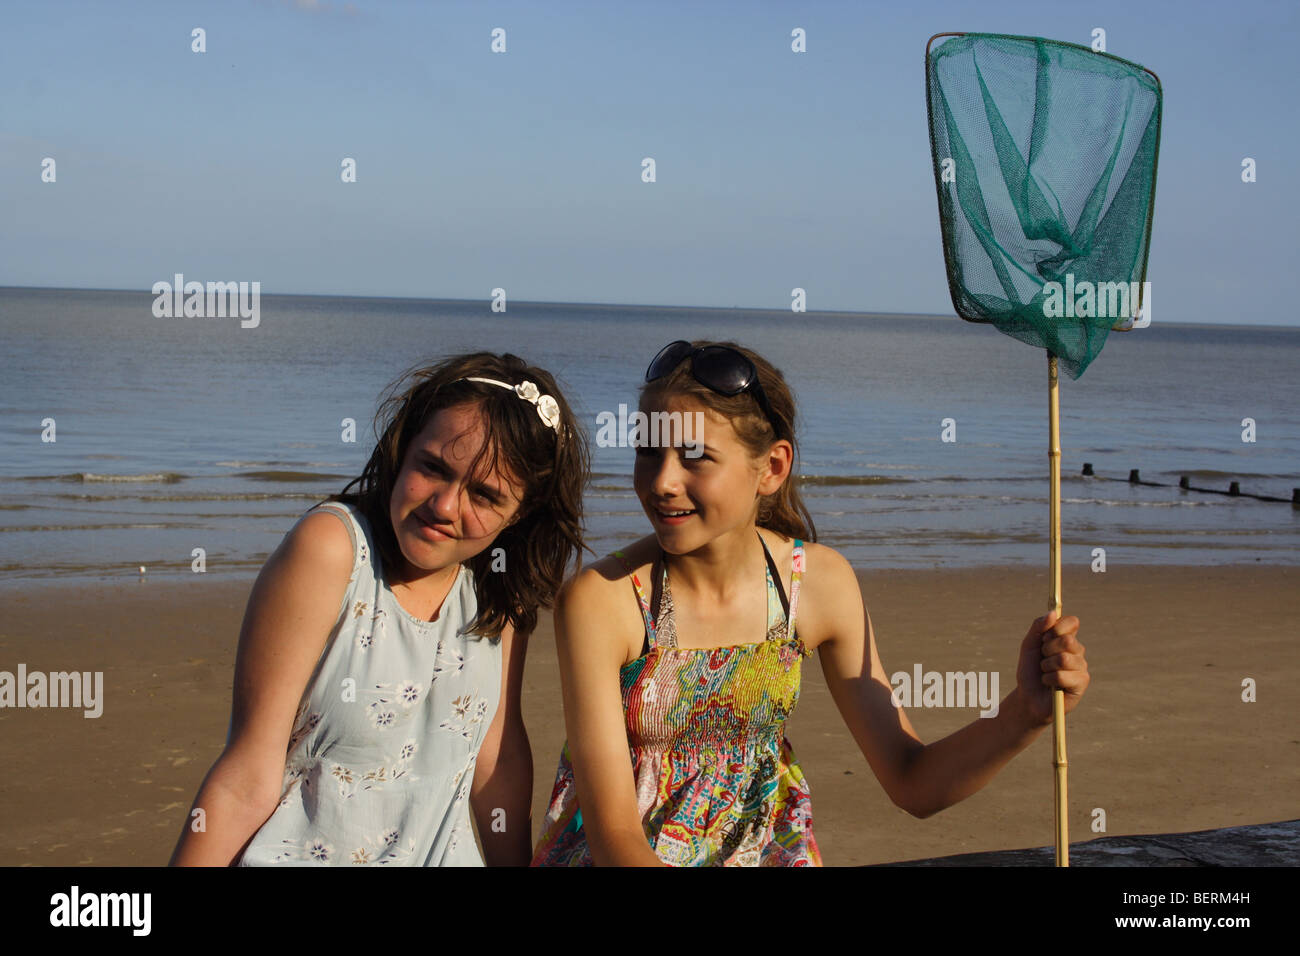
[
  {"left": 1, "top": 564, "right": 1296, "bottom": 865},
  {"left": 5, "top": 550, "right": 1298, "bottom": 591}
]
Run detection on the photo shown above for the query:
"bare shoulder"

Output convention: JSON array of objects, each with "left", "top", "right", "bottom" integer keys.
[
  {"left": 802, "top": 540, "right": 856, "bottom": 584},
  {"left": 283, "top": 506, "right": 356, "bottom": 571},
  {"left": 561, "top": 536, "right": 657, "bottom": 600},
  {"left": 755, "top": 532, "right": 855, "bottom": 592},
  {"left": 243, "top": 506, "right": 356, "bottom": 641},
  {"left": 795, "top": 541, "right": 864, "bottom": 650},
  {"left": 554, "top": 536, "right": 657, "bottom": 666}
]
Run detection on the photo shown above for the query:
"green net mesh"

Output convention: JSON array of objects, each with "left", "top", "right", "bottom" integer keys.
[{"left": 926, "top": 34, "right": 1162, "bottom": 378}]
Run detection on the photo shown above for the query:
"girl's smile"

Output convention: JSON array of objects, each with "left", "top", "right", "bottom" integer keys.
[
  {"left": 412, "top": 509, "right": 458, "bottom": 540},
  {"left": 650, "top": 505, "right": 696, "bottom": 525}
]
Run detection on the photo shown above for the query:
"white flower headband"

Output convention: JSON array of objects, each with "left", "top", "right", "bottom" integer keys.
[{"left": 461, "top": 377, "right": 563, "bottom": 433}]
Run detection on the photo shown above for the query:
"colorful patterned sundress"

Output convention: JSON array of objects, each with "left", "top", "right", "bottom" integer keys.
[{"left": 532, "top": 533, "right": 821, "bottom": 866}]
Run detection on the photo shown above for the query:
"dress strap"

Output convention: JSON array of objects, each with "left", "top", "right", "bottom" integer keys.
[
  {"left": 787, "top": 539, "right": 805, "bottom": 642},
  {"left": 654, "top": 560, "right": 678, "bottom": 650},
  {"left": 757, "top": 533, "right": 788, "bottom": 622},
  {"left": 612, "top": 550, "right": 657, "bottom": 649},
  {"left": 758, "top": 533, "right": 805, "bottom": 646}
]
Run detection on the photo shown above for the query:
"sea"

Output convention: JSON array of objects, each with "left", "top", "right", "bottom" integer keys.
[{"left": 1, "top": 287, "right": 1297, "bottom": 585}]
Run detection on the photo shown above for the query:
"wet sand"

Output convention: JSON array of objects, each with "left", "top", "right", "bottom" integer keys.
[{"left": 1, "top": 564, "right": 1296, "bottom": 865}]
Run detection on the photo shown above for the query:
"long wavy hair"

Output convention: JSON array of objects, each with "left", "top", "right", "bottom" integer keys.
[
  {"left": 639, "top": 340, "right": 816, "bottom": 542},
  {"left": 329, "top": 352, "right": 589, "bottom": 638}
]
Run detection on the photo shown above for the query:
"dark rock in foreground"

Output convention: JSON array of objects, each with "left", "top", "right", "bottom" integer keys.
[{"left": 874, "top": 819, "right": 1300, "bottom": 866}]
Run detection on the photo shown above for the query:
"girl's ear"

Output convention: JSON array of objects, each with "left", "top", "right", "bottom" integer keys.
[{"left": 756, "top": 440, "right": 794, "bottom": 496}]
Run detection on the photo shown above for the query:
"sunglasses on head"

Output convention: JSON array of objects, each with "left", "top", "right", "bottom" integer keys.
[{"left": 644, "top": 341, "right": 781, "bottom": 436}]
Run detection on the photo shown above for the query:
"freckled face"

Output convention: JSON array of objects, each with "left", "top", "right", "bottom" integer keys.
[
  {"left": 388, "top": 403, "right": 524, "bottom": 578},
  {"left": 632, "top": 399, "right": 766, "bottom": 553}
]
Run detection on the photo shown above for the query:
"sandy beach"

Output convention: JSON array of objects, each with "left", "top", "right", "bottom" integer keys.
[{"left": 1, "top": 564, "right": 1295, "bottom": 866}]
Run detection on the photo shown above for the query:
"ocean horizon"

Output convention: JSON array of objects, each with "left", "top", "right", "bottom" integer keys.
[{"left": 2, "top": 286, "right": 1297, "bottom": 584}]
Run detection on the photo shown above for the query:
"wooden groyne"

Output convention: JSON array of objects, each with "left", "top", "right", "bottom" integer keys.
[{"left": 1082, "top": 464, "right": 1299, "bottom": 506}]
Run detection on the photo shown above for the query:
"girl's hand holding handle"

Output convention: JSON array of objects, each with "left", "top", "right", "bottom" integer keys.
[{"left": 1013, "top": 610, "right": 1089, "bottom": 729}]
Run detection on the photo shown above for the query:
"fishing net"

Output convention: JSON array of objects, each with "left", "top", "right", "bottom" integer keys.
[{"left": 926, "top": 33, "right": 1162, "bottom": 378}]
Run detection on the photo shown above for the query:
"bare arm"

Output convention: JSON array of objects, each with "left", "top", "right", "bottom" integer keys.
[
  {"left": 554, "top": 567, "right": 663, "bottom": 866},
  {"left": 168, "top": 509, "right": 354, "bottom": 865},
  {"left": 810, "top": 545, "right": 1088, "bottom": 819},
  {"left": 471, "top": 621, "right": 534, "bottom": 866}
]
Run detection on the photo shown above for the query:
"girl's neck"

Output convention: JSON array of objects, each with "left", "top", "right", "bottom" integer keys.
[
  {"left": 662, "top": 526, "right": 765, "bottom": 602},
  {"left": 389, "top": 558, "right": 460, "bottom": 594},
  {"left": 387, "top": 559, "right": 463, "bottom": 623}
]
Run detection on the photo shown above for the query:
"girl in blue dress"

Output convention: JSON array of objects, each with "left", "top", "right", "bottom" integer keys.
[{"left": 170, "top": 352, "right": 588, "bottom": 866}]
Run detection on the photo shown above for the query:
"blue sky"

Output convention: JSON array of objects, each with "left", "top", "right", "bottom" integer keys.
[{"left": 2, "top": 0, "right": 1296, "bottom": 324}]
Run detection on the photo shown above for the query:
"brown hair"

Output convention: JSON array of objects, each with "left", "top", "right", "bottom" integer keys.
[
  {"left": 328, "top": 352, "right": 589, "bottom": 638},
  {"left": 639, "top": 340, "right": 816, "bottom": 542}
]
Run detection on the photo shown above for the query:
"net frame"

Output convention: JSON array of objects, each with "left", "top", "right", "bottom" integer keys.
[{"left": 925, "top": 32, "right": 1163, "bottom": 375}]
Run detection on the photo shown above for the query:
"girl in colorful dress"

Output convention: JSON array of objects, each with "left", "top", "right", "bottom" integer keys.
[
  {"left": 171, "top": 352, "right": 588, "bottom": 866},
  {"left": 532, "top": 340, "right": 1089, "bottom": 866}
]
